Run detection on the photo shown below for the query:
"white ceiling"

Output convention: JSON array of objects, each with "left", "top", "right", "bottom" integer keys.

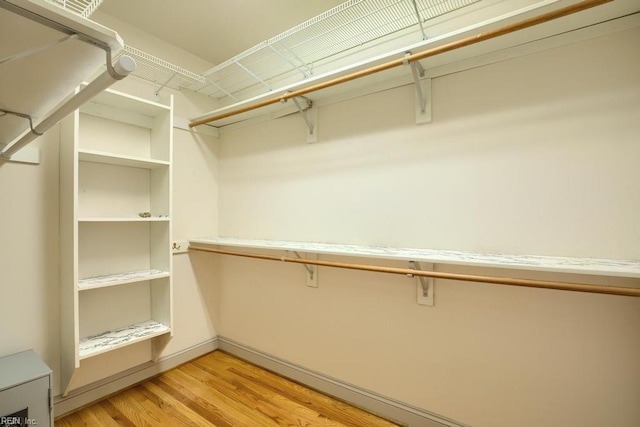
[{"left": 97, "top": 0, "right": 345, "bottom": 66}]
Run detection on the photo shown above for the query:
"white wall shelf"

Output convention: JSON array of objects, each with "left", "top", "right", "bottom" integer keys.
[
  {"left": 60, "top": 87, "right": 173, "bottom": 396},
  {"left": 78, "top": 269, "right": 170, "bottom": 291},
  {"left": 78, "top": 217, "right": 170, "bottom": 222},
  {"left": 78, "top": 320, "right": 171, "bottom": 360},
  {"left": 79, "top": 149, "right": 170, "bottom": 169},
  {"left": 189, "top": 237, "right": 640, "bottom": 279}
]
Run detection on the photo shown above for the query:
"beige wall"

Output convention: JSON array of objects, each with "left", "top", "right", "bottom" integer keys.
[
  {"left": 0, "top": 131, "right": 61, "bottom": 387},
  {"left": 214, "top": 28, "right": 640, "bottom": 426}
]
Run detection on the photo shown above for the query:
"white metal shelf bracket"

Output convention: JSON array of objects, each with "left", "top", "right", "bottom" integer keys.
[
  {"left": 0, "top": 109, "right": 41, "bottom": 164},
  {"left": 236, "top": 61, "right": 272, "bottom": 91},
  {"left": 410, "top": 0, "right": 428, "bottom": 41},
  {"left": 404, "top": 53, "right": 432, "bottom": 125},
  {"left": 155, "top": 72, "right": 178, "bottom": 97},
  {"left": 284, "top": 95, "right": 317, "bottom": 143},
  {"left": 408, "top": 261, "right": 434, "bottom": 306},
  {"left": 269, "top": 42, "right": 312, "bottom": 79},
  {"left": 286, "top": 251, "right": 318, "bottom": 287},
  {"left": 205, "top": 80, "right": 239, "bottom": 102}
]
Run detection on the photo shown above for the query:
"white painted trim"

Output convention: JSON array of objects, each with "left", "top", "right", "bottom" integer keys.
[
  {"left": 54, "top": 336, "right": 466, "bottom": 426},
  {"left": 217, "top": 337, "right": 468, "bottom": 427},
  {"left": 53, "top": 337, "right": 219, "bottom": 418}
]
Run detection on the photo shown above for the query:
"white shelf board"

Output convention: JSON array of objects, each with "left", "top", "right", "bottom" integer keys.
[
  {"left": 189, "top": 237, "right": 640, "bottom": 279},
  {"left": 79, "top": 149, "right": 169, "bottom": 169},
  {"left": 78, "top": 320, "right": 170, "bottom": 360},
  {"left": 78, "top": 217, "right": 170, "bottom": 222},
  {"left": 78, "top": 269, "right": 170, "bottom": 291},
  {"left": 80, "top": 86, "right": 171, "bottom": 129},
  {"left": 83, "top": 86, "right": 171, "bottom": 117}
]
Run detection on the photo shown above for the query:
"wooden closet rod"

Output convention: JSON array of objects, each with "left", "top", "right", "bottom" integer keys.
[
  {"left": 188, "top": 245, "right": 640, "bottom": 298},
  {"left": 189, "top": 0, "right": 611, "bottom": 128}
]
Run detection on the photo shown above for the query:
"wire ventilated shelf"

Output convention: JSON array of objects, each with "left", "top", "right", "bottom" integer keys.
[
  {"left": 46, "top": 0, "right": 104, "bottom": 18},
  {"left": 44, "top": 0, "right": 482, "bottom": 106},
  {"left": 199, "top": 0, "right": 480, "bottom": 101},
  {"left": 119, "top": 45, "right": 209, "bottom": 93}
]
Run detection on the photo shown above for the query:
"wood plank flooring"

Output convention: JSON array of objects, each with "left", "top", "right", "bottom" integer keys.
[{"left": 56, "top": 351, "right": 400, "bottom": 426}]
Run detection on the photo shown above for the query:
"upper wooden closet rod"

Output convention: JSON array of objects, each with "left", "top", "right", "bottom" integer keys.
[
  {"left": 189, "top": 0, "right": 612, "bottom": 128},
  {"left": 188, "top": 245, "right": 640, "bottom": 298}
]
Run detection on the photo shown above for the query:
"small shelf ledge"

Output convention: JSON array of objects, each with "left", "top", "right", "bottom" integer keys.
[
  {"left": 78, "top": 149, "right": 170, "bottom": 169},
  {"left": 78, "top": 269, "right": 170, "bottom": 291},
  {"left": 189, "top": 237, "right": 640, "bottom": 279},
  {"left": 78, "top": 217, "right": 170, "bottom": 223},
  {"left": 78, "top": 320, "right": 170, "bottom": 360}
]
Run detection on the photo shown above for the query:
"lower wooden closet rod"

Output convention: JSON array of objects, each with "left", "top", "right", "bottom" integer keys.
[{"left": 188, "top": 245, "right": 640, "bottom": 298}]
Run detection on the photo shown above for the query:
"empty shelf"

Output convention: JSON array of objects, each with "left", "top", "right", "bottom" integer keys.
[
  {"left": 78, "top": 320, "right": 170, "bottom": 359},
  {"left": 78, "top": 149, "right": 170, "bottom": 169},
  {"left": 78, "top": 217, "right": 170, "bottom": 223},
  {"left": 189, "top": 237, "right": 640, "bottom": 279},
  {"left": 78, "top": 269, "right": 169, "bottom": 290}
]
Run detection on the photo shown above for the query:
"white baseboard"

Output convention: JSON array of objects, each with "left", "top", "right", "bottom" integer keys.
[
  {"left": 54, "top": 336, "right": 466, "bottom": 426},
  {"left": 217, "top": 337, "right": 467, "bottom": 427},
  {"left": 53, "top": 337, "right": 219, "bottom": 418}
]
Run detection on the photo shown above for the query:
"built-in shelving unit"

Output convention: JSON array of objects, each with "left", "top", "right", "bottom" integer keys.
[
  {"left": 189, "top": 237, "right": 640, "bottom": 279},
  {"left": 59, "top": 87, "right": 173, "bottom": 396}
]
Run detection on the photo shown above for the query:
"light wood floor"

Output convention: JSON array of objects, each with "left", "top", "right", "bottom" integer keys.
[{"left": 56, "top": 351, "right": 400, "bottom": 426}]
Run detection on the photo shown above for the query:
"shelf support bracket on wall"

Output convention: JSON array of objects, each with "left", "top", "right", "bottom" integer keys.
[
  {"left": 404, "top": 53, "right": 432, "bottom": 125},
  {"left": 0, "top": 109, "right": 41, "bottom": 164},
  {"left": 408, "top": 261, "right": 434, "bottom": 306},
  {"left": 285, "top": 95, "right": 317, "bottom": 143},
  {"left": 410, "top": 0, "right": 428, "bottom": 41},
  {"left": 155, "top": 72, "right": 177, "bottom": 97},
  {"left": 286, "top": 251, "right": 318, "bottom": 287}
]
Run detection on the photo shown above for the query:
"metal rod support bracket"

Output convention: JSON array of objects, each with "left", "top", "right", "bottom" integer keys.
[
  {"left": 155, "top": 72, "right": 178, "bottom": 97},
  {"left": 404, "top": 53, "right": 432, "bottom": 125},
  {"left": 285, "top": 95, "right": 317, "bottom": 143},
  {"left": 408, "top": 261, "right": 434, "bottom": 306},
  {"left": 286, "top": 251, "right": 318, "bottom": 287}
]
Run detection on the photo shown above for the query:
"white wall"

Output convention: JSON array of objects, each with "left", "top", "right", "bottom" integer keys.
[{"left": 214, "top": 28, "right": 640, "bottom": 426}]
